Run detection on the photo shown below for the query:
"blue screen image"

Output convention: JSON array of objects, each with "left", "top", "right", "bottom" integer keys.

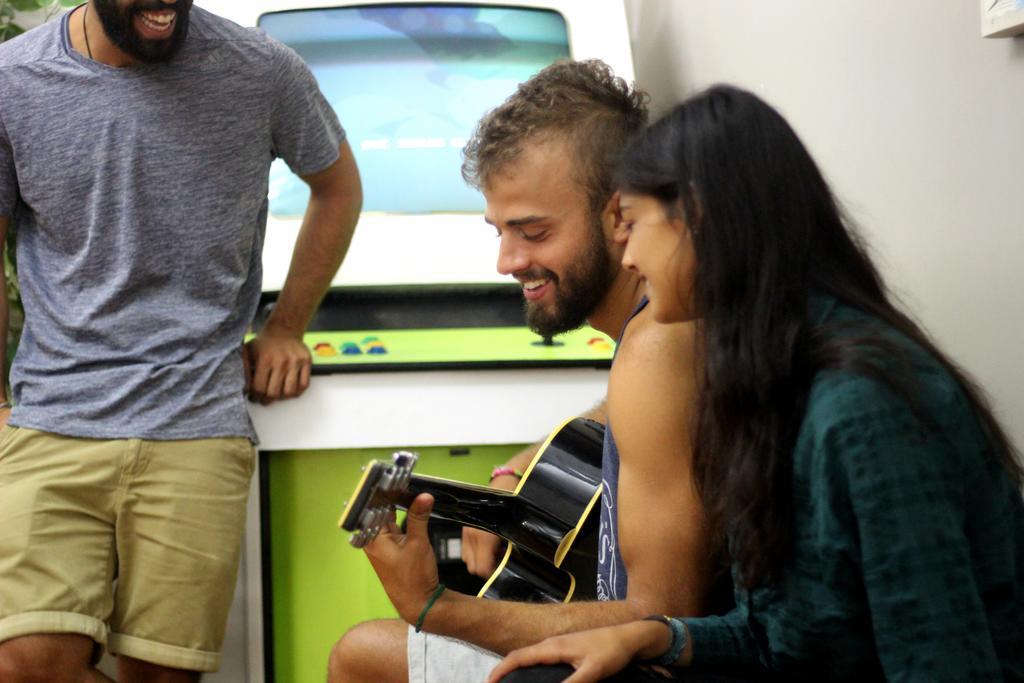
[{"left": 259, "top": 6, "right": 570, "bottom": 217}]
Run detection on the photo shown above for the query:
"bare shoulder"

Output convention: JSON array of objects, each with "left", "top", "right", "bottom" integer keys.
[
  {"left": 612, "top": 307, "right": 697, "bottom": 374},
  {"left": 608, "top": 308, "right": 699, "bottom": 427}
]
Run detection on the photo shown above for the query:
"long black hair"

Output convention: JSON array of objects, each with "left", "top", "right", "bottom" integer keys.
[{"left": 617, "top": 85, "right": 1022, "bottom": 589}]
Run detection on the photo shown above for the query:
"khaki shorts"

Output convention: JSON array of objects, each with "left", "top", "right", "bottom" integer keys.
[{"left": 0, "top": 426, "right": 255, "bottom": 673}]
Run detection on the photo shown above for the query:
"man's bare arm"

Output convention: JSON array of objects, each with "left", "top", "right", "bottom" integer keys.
[
  {"left": 246, "top": 142, "right": 362, "bottom": 404},
  {"left": 611, "top": 314, "right": 713, "bottom": 617},
  {"left": 368, "top": 317, "right": 712, "bottom": 654},
  {"left": 368, "top": 495, "right": 650, "bottom": 656}
]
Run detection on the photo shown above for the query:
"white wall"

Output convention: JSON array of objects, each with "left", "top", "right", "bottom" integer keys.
[{"left": 625, "top": 0, "right": 1024, "bottom": 450}]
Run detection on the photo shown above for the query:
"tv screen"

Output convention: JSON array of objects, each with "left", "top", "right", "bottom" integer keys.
[{"left": 259, "top": 5, "right": 570, "bottom": 217}]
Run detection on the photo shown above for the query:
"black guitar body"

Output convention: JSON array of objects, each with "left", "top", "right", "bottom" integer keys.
[{"left": 474, "top": 420, "right": 604, "bottom": 601}]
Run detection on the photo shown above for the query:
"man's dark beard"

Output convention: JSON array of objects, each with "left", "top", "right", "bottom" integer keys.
[
  {"left": 524, "top": 219, "right": 614, "bottom": 338},
  {"left": 93, "top": 0, "right": 193, "bottom": 63}
]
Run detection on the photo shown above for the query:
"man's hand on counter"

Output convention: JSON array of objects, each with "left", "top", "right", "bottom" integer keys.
[{"left": 243, "top": 329, "right": 312, "bottom": 405}]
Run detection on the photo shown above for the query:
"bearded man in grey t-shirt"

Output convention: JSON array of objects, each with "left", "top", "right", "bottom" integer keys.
[{"left": 0, "top": 1, "right": 362, "bottom": 680}]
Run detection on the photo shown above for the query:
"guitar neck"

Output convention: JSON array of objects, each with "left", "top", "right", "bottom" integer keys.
[{"left": 383, "top": 473, "right": 524, "bottom": 540}]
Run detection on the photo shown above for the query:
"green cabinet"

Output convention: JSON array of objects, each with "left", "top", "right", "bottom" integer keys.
[{"left": 263, "top": 443, "right": 524, "bottom": 682}]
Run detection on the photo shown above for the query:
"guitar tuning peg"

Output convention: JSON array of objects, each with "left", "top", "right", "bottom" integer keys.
[{"left": 369, "top": 507, "right": 385, "bottom": 531}]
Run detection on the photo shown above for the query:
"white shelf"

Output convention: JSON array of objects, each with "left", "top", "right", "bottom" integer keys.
[{"left": 980, "top": 0, "right": 1024, "bottom": 37}]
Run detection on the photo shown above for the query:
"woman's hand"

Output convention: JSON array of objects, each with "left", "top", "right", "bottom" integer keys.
[{"left": 487, "top": 620, "right": 671, "bottom": 683}]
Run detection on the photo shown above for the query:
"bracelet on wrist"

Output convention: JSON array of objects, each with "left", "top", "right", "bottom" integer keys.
[
  {"left": 414, "top": 583, "right": 446, "bottom": 633},
  {"left": 489, "top": 466, "right": 523, "bottom": 482},
  {"left": 641, "top": 614, "right": 687, "bottom": 667}
]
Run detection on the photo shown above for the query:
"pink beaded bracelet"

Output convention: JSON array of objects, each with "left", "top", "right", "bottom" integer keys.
[{"left": 489, "top": 466, "right": 523, "bottom": 482}]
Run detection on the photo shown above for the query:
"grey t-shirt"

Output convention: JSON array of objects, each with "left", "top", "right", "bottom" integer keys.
[{"left": 0, "top": 7, "right": 344, "bottom": 441}]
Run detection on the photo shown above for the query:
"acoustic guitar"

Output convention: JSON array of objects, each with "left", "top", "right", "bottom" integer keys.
[{"left": 338, "top": 417, "right": 605, "bottom": 603}]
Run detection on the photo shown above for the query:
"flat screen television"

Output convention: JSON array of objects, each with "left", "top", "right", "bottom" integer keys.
[{"left": 195, "top": 0, "right": 635, "bottom": 290}]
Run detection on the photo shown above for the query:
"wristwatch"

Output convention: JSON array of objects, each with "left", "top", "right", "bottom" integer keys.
[{"left": 642, "top": 614, "right": 687, "bottom": 667}]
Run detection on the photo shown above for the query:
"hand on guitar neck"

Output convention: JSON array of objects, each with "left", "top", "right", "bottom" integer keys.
[{"left": 363, "top": 492, "right": 446, "bottom": 627}]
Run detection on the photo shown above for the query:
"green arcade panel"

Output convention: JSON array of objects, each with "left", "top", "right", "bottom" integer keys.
[
  {"left": 304, "top": 326, "right": 613, "bottom": 369},
  {"left": 254, "top": 284, "right": 616, "bottom": 371},
  {"left": 262, "top": 442, "right": 524, "bottom": 683}
]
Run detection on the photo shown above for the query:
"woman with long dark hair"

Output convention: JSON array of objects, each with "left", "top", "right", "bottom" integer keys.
[{"left": 488, "top": 85, "right": 1024, "bottom": 682}]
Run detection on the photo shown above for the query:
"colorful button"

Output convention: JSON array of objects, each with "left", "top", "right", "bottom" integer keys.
[
  {"left": 313, "top": 342, "right": 337, "bottom": 357},
  {"left": 341, "top": 342, "right": 362, "bottom": 355}
]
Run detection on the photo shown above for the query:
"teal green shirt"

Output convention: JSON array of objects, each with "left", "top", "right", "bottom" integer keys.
[{"left": 684, "top": 297, "right": 1024, "bottom": 681}]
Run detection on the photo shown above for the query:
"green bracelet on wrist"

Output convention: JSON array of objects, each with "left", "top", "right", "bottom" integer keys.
[{"left": 414, "top": 583, "right": 446, "bottom": 633}]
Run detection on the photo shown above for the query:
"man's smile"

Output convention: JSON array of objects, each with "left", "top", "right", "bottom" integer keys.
[{"left": 136, "top": 9, "right": 176, "bottom": 38}]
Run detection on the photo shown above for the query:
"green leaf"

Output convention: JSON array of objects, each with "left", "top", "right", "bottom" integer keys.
[
  {"left": 7, "top": 0, "right": 47, "bottom": 12},
  {"left": 57, "top": 0, "right": 81, "bottom": 6},
  {"left": 0, "top": 22, "right": 25, "bottom": 41}
]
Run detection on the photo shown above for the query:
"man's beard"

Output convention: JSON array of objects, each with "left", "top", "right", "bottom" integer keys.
[
  {"left": 93, "top": 0, "right": 193, "bottom": 63},
  {"left": 524, "top": 218, "right": 614, "bottom": 339}
]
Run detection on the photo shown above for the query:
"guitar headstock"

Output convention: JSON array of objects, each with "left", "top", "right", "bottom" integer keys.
[{"left": 338, "top": 450, "right": 419, "bottom": 548}]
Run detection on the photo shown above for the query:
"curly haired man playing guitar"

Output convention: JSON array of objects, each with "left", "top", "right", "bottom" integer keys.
[{"left": 328, "top": 60, "right": 721, "bottom": 683}]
